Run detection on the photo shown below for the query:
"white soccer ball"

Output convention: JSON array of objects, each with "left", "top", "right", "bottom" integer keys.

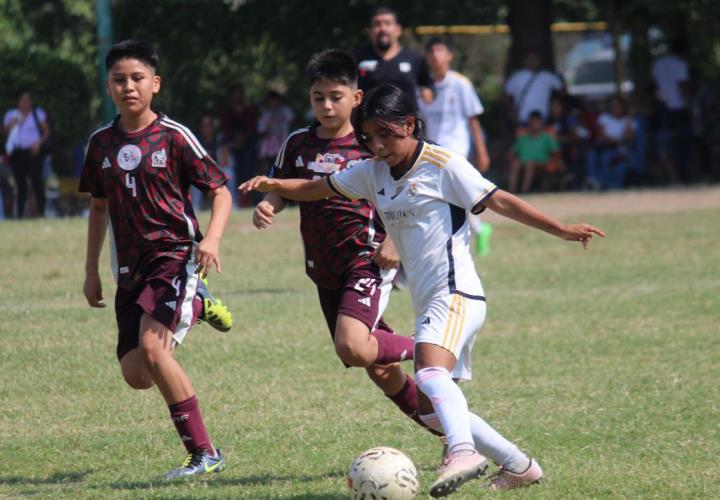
[{"left": 348, "top": 446, "right": 419, "bottom": 500}]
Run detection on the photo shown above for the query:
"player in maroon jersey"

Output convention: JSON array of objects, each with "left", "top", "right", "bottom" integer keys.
[
  {"left": 79, "top": 39, "right": 232, "bottom": 480},
  {"left": 252, "top": 49, "right": 440, "bottom": 436}
]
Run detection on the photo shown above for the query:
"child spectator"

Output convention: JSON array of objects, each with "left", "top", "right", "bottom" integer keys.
[
  {"left": 257, "top": 90, "right": 294, "bottom": 176},
  {"left": 586, "top": 95, "right": 635, "bottom": 190},
  {"left": 508, "top": 110, "right": 561, "bottom": 193}
]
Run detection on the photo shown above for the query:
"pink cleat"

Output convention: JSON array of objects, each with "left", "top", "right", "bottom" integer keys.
[
  {"left": 429, "top": 448, "right": 489, "bottom": 498},
  {"left": 488, "top": 459, "right": 543, "bottom": 490}
]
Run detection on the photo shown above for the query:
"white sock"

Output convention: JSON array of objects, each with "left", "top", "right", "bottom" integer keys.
[
  {"left": 468, "top": 214, "right": 483, "bottom": 235},
  {"left": 415, "top": 367, "right": 474, "bottom": 452},
  {"left": 467, "top": 413, "right": 530, "bottom": 472}
]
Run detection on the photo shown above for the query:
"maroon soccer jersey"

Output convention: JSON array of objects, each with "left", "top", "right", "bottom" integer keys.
[
  {"left": 79, "top": 113, "right": 228, "bottom": 291},
  {"left": 272, "top": 126, "right": 385, "bottom": 289}
]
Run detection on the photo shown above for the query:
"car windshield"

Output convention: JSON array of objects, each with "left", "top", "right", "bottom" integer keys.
[{"left": 573, "top": 60, "right": 632, "bottom": 85}]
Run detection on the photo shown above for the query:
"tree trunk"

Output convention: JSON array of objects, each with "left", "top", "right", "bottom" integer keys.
[{"left": 505, "top": 0, "right": 556, "bottom": 76}]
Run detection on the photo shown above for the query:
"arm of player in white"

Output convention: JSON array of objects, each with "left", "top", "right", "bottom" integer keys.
[
  {"left": 239, "top": 175, "right": 334, "bottom": 202},
  {"left": 483, "top": 189, "right": 605, "bottom": 249}
]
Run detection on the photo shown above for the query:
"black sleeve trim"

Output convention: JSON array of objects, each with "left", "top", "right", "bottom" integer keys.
[{"left": 471, "top": 186, "right": 498, "bottom": 215}]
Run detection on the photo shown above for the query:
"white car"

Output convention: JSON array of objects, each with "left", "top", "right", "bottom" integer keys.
[{"left": 565, "top": 49, "right": 634, "bottom": 100}]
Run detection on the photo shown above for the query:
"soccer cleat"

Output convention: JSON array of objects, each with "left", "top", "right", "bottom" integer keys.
[
  {"left": 197, "top": 276, "right": 233, "bottom": 332},
  {"left": 165, "top": 448, "right": 225, "bottom": 480},
  {"left": 487, "top": 458, "right": 543, "bottom": 490},
  {"left": 429, "top": 447, "right": 489, "bottom": 498},
  {"left": 475, "top": 222, "right": 493, "bottom": 257}
]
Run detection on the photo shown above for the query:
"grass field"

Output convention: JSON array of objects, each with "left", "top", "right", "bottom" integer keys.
[{"left": 1, "top": 192, "right": 719, "bottom": 499}]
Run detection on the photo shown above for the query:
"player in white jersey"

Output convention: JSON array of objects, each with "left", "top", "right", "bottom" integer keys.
[
  {"left": 239, "top": 84, "right": 604, "bottom": 496},
  {"left": 418, "top": 38, "right": 492, "bottom": 256}
]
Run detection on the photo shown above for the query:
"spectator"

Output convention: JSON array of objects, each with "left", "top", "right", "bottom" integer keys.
[
  {"left": 504, "top": 50, "right": 564, "bottom": 127},
  {"left": 355, "top": 6, "right": 433, "bottom": 103},
  {"left": 651, "top": 39, "right": 691, "bottom": 183},
  {"left": 220, "top": 84, "right": 259, "bottom": 206},
  {"left": 585, "top": 95, "right": 636, "bottom": 191},
  {"left": 547, "top": 96, "right": 590, "bottom": 188},
  {"left": 508, "top": 110, "right": 562, "bottom": 193},
  {"left": 418, "top": 37, "right": 492, "bottom": 255},
  {"left": 3, "top": 89, "right": 51, "bottom": 217},
  {"left": 257, "top": 90, "right": 294, "bottom": 175},
  {"left": 192, "top": 114, "right": 233, "bottom": 210}
]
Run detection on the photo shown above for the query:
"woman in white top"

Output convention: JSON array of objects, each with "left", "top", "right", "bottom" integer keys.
[
  {"left": 240, "top": 84, "right": 604, "bottom": 496},
  {"left": 2, "top": 89, "right": 50, "bottom": 218},
  {"left": 587, "top": 95, "right": 636, "bottom": 190}
]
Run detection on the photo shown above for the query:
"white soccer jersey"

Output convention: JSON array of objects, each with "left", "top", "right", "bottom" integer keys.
[
  {"left": 417, "top": 70, "right": 484, "bottom": 158},
  {"left": 329, "top": 142, "right": 497, "bottom": 316}
]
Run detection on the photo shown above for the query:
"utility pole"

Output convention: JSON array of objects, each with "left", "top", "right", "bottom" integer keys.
[{"left": 95, "top": 0, "right": 114, "bottom": 122}]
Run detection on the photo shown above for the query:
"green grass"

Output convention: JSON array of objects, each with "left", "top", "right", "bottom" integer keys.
[{"left": 1, "top": 203, "right": 719, "bottom": 499}]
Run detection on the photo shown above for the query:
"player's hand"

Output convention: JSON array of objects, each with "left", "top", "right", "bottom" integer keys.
[
  {"left": 559, "top": 223, "right": 605, "bottom": 250},
  {"left": 83, "top": 273, "right": 106, "bottom": 308},
  {"left": 253, "top": 200, "right": 275, "bottom": 229},
  {"left": 420, "top": 87, "right": 435, "bottom": 104},
  {"left": 373, "top": 238, "right": 401, "bottom": 269},
  {"left": 196, "top": 236, "right": 221, "bottom": 278},
  {"left": 476, "top": 151, "right": 490, "bottom": 173},
  {"left": 238, "top": 176, "right": 275, "bottom": 194}
]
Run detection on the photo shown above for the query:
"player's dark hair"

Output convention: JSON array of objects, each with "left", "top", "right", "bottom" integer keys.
[
  {"left": 352, "top": 83, "right": 425, "bottom": 151},
  {"left": 425, "top": 37, "right": 451, "bottom": 52},
  {"left": 105, "top": 38, "right": 159, "bottom": 71},
  {"left": 307, "top": 49, "right": 358, "bottom": 88},
  {"left": 370, "top": 6, "right": 399, "bottom": 24}
]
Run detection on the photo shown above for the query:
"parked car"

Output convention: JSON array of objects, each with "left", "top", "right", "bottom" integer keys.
[{"left": 565, "top": 48, "right": 634, "bottom": 100}]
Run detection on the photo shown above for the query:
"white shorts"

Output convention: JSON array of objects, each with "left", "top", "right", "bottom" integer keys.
[{"left": 414, "top": 293, "right": 487, "bottom": 381}]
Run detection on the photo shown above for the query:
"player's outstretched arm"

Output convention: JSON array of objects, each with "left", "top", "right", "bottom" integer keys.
[
  {"left": 484, "top": 189, "right": 605, "bottom": 249},
  {"left": 197, "top": 185, "right": 232, "bottom": 277},
  {"left": 238, "top": 175, "right": 333, "bottom": 202},
  {"left": 253, "top": 192, "right": 286, "bottom": 229},
  {"left": 84, "top": 197, "right": 108, "bottom": 308}
]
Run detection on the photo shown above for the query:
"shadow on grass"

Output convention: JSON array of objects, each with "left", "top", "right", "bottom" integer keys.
[
  {"left": 225, "top": 288, "right": 297, "bottom": 297},
  {"left": 104, "top": 469, "right": 346, "bottom": 492},
  {"left": 0, "top": 470, "right": 92, "bottom": 486}
]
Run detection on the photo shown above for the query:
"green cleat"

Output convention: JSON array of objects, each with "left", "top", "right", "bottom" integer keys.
[
  {"left": 165, "top": 448, "right": 225, "bottom": 480},
  {"left": 475, "top": 222, "right": 493, "bottom": 257},
  {"left": 197, "top": 276, "right": 233, "bottom": 332}
]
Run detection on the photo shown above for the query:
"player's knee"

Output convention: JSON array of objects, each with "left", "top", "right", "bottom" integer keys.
[
  {"left": 121, "top": 364, "right": 154, "bottom": 390},
  {"left": 335, "top": 338, "right": 373, "bottom": 367}
]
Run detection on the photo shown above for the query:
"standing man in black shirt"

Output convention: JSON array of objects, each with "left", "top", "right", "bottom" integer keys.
[{"left": 356, "top": 7, "right": 433, "bottom": 103}]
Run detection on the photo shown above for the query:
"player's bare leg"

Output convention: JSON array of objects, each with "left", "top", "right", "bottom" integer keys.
[{"left": 136, "top": 314, "right": 224, "bottom": 480}]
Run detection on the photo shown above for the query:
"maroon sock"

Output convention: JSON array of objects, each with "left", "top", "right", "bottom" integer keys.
[
  {"left": 388, "top": 376, "right": 444, "bottom": 437},
  {"left": 168, "top": 395, "right": 214, "bottom": 453},
  {"left": 371, "top": 328, "right": 414, "bottom": 364}
]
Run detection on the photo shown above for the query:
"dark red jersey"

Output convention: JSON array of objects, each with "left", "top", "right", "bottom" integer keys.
[
  {"left": 79, "top": 113, "right": 228, "bottom": 291},
  {"left": 272, "top": 126, "right": 386, "bottom": 289}
]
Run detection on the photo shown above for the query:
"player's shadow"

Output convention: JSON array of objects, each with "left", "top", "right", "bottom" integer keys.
[
  {"left": 104, "top": 470, "right": 347, "bottom": 493},
  {"left": 0, "top": 471, "right": 91, "bottom": 486},
  {"left": 226, "top": 287, "right": 297, "bottom": 296}
]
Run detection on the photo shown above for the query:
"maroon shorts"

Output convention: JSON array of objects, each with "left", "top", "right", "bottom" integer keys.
[
  {"left": 114, "top": 256, "right": 201, "bottom": 361},
  {"left": 316, "top": 264, "right": 396, "bottom": 342}
]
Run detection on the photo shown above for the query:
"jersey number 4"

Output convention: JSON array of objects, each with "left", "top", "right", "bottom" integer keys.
[{"left": 125, "top": 174, "right": 137, "bottom": 197}]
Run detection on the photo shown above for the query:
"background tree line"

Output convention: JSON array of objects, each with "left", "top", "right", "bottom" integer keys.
[{"left": 1, "top": 0, "right": 719, "bottom": 160}]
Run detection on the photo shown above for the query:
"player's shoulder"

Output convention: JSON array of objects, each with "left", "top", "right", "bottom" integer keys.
[
  {"left": 419, "top": 142, "right": 456, "bottom": 170},
  {"left": 448, "top": 70, "right": 474, "bottom": 88},
  {"left": 86, "top": 119, "right": 116, "bottom": 145},
  {"left": 285, "top": 126, "right": 312, "bottom": 146},
  {"left": 156, "top": 114, "right": 195, "bottom": 140}
]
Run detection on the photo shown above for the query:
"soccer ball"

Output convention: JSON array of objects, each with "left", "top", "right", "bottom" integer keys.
[{"left": 348, "top": 446, "right": 419, "bottom": 500}]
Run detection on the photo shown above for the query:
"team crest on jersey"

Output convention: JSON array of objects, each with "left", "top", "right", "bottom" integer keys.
[
  {"left": 407, "top": 181, "right": 418, "bottom": 199},
  {"left": 308, "top": 153, "right": 344, "bottom": 174},
  {"left": 117, "top": 144, "right": 142, "bottom": 171},
  {"left": 151, "top": 148, "right": 167, "bottom": 168},
  {"left": 101, "top": 157, "right": 111, "bottom": 169}
]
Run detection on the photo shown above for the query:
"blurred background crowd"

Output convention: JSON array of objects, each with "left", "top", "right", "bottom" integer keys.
[{"left": 1, "top": 0, "right": 719, "bottom": 219}]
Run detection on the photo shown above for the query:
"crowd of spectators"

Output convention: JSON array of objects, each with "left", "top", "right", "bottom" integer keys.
[{"left": 1, "top": 16, "right": 716, "bottom": 220}]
